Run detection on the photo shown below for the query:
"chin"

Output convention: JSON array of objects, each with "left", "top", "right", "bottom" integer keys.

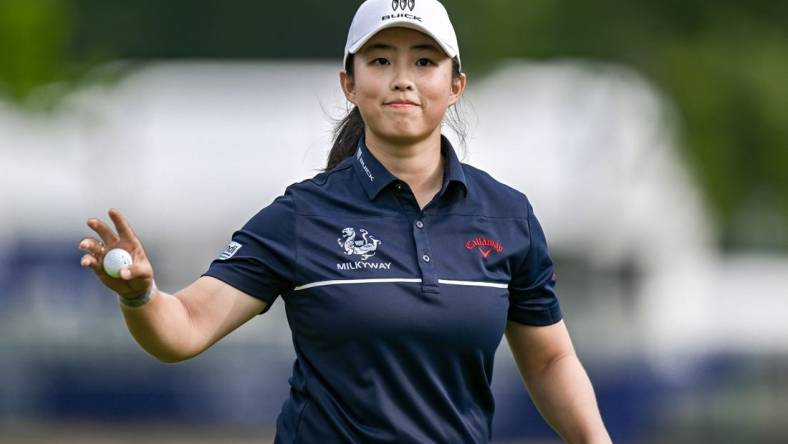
[
  {"left": 375, "top": 124, "right": 437, "bottom": 144},
  {"left": 379, "top": 131, "right": 428, "bottom": 145}
]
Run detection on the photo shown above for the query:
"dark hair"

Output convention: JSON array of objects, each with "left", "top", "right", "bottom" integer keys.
[{"left": 326, "top": 54, "right": 466, "bottom": 170}]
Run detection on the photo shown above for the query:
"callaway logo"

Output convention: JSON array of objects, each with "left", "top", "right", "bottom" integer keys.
[
  {"left": 336, "top": 227, "right": 392, "bottom": 270},
  {"left": 392, "top": 0, "right": 415, "bottom": 11},
  {"left": 465, "top": 237, "right": 504, "bottom": 258}
]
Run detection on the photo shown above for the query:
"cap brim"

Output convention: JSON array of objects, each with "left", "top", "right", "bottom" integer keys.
[{"left": 344, "top": 19, "right": 459, "bottom": 68}]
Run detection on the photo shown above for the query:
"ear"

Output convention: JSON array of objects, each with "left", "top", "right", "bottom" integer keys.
[
  {"left": 448, "top": 72, "right": 467, "bottom": 107},
  {"left": 339, "top": 70, "right": 357, "bottom": 105}
]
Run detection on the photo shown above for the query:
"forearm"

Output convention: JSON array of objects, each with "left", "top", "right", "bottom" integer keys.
[
  {"left": 119, "top": 287, "right": 196, "bottom": 363},
  {"left": 524, "top": 353, "right": 612, "bottom": 444}
]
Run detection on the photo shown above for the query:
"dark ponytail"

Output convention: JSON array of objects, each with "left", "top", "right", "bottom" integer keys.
[
  {"left": 325, "top": 55, "right": 466, "bottom": 170},
  {"left": 327, "top": 56, "right": 365, "bottom": 170}
]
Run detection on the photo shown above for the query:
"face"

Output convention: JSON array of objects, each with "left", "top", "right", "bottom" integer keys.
[{"left": 340, "top": 27, "right": 466, "bottom": 146}]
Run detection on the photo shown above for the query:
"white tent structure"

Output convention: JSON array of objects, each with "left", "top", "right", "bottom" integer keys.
[{"left": 1, "top": 61, "right": 786, "bottom": 375}]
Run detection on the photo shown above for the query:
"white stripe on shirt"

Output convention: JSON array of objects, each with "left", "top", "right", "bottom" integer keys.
[{"left": 294, "top": 278, "right": 508, "bottom": 291}]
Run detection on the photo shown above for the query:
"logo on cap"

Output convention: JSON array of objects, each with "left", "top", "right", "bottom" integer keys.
[{"left": 392, "top": 0, "right": 415, "bottom": 12}]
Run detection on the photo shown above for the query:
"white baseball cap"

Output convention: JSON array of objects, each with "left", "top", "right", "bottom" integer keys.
[{"left": 343, "top": 0, "right": 461, "bottom": 71}]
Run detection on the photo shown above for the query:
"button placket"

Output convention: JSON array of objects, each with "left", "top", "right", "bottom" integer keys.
[
  {"left": 412, "top": 214, "right": 439, "bottom": 293},
  {"left": 392, "top": 182, "right": 420, "bottom": 212}
]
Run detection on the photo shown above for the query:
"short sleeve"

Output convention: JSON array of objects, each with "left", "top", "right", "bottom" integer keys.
[
  {"left": 507, "top": 200, "right": 562, "bottom": 326},
  {"left": 202, "top": 191, "right": 296, "bottom": 315}
]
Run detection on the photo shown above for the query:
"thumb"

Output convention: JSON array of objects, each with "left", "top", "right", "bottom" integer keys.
[{"left": 120, "top": 262, "right": 150, "bottom": 281}]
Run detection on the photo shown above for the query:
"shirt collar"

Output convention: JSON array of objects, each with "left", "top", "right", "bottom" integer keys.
[
  {"left": 352, "top": 134, "right": 468, "bottom": 201},
  {"left": 439, "top": 134, "right": 469, "bottom": 198}
]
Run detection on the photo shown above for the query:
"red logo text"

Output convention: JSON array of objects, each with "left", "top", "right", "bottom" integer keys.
[{"left": 465, "top": 237, "right": 504, "bottom": 258}]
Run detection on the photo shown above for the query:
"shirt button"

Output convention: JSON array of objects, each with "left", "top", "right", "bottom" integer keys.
[
  {"left": 415, "top": 220, "right": 424, "bottom": 229},
  {"left": 394, "top": 183, "right": 404, "bottom": 191},
  {"left": 422, "top": 254, "right": 431, "bottom": 263}
]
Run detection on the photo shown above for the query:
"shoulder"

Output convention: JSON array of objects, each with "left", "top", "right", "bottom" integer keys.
[
  {"left": 460, "top": 162, "right": 532, "bottom": 220},
  {"left": 282, "top": 157, "right": 356, "bottom": 197},
  {"left": 241, "top": 157, "right": 357, "bottom": 231},
  {"left": 256, "top": 156, "right": 361, "bottom": 218}
]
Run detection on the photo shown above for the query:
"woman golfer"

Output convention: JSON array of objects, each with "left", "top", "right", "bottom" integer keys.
[{"left": 79, "top": 0, "right": 612, "bottom": 442}]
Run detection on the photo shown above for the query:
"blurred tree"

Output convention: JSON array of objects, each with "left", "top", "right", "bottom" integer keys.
[
  {"left": 0, "top": 0, "right": 71, "bottom": 103},
  {"left": 0, "top": 0, "right": 786, "bottom": 250},
  {"left": 447, "top": 0, "right": 788, "bottom": 251}
]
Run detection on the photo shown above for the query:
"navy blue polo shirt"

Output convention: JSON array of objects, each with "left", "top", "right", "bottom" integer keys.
[{"left": 203, "top": 134, "right": 562, "bottom": 443}]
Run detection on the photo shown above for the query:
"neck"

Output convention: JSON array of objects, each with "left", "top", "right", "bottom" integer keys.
[{"left": 364, "top": 128, "right": 444, "bottom": 201}]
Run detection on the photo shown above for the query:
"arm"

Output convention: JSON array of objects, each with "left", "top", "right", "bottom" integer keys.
[
  {"left": 120, "top": 276, "right": 267, "bottom": 363},
  {"left": 505, "top": 320, "right": 612, "bottom": 444},
  {"left": 79, "top": 208, "right": 268, "bottom": 363}
]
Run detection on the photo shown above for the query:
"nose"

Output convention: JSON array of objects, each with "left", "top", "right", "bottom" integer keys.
[
  {"left": 392, "top": 79, "right": 415, "bottom": 91},
  {"left": 391, "top": 67, "right": 415, "bottom": 91}
]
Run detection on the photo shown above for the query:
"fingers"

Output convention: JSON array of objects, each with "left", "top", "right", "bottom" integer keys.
[
  {"left": 79, "top": 238, "right": 107, "bottom": 275},
  {"left": 80, "top": 253, "right": 103, "bottom": 274},
  {"left": 109, "top": 208, "right": 137, "bottom": 242},
  {"left": 87, "top": 218, "right": 119, "bottom": 245},
  {"left": 79, "top": 237, "right": 105, "bottom": 258},
  {"left": 80, "top": 253, "right": 95, "bottom": 268}
]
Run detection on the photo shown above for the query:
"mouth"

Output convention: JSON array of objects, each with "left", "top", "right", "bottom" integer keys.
[{"left": 384, "top": 100, "right": 420, "bottom": 109}]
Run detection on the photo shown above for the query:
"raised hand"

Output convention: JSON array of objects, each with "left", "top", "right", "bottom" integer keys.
[{"left": 78, "top": 208, "right": 155, "bottom": 300}]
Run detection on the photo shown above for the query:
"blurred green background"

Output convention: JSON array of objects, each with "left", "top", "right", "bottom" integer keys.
[{"left": 2, "top": 0, "right": 787, "bottom": 251}]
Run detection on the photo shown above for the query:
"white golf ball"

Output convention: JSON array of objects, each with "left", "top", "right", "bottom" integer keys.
[{"left": 103, "top": 248, "right": 133, "bottom": 278}]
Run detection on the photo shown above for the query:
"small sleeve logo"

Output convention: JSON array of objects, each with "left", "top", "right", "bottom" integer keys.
[{"left": 218, "top": 241, "right": 242, "bottom": 260}]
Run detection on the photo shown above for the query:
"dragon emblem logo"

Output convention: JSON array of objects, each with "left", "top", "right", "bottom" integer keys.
[
  {"left": 392, "top": 0, "right": 415, "bottom": 12},
  {"left": 338, "top": 227, "right": 381, "bottom": 261}
]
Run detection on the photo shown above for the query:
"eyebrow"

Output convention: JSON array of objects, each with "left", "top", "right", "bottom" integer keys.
[{"left": 361, "top": 43, "right": 442, "bottom": 53}]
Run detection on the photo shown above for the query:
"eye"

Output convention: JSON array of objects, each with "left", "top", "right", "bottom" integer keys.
[
  {"left": 416, "top": 58, "right": 435, "bottom": 67},
  {"left": 371, "top": 57, "right": 390, "bottom": 66}
]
